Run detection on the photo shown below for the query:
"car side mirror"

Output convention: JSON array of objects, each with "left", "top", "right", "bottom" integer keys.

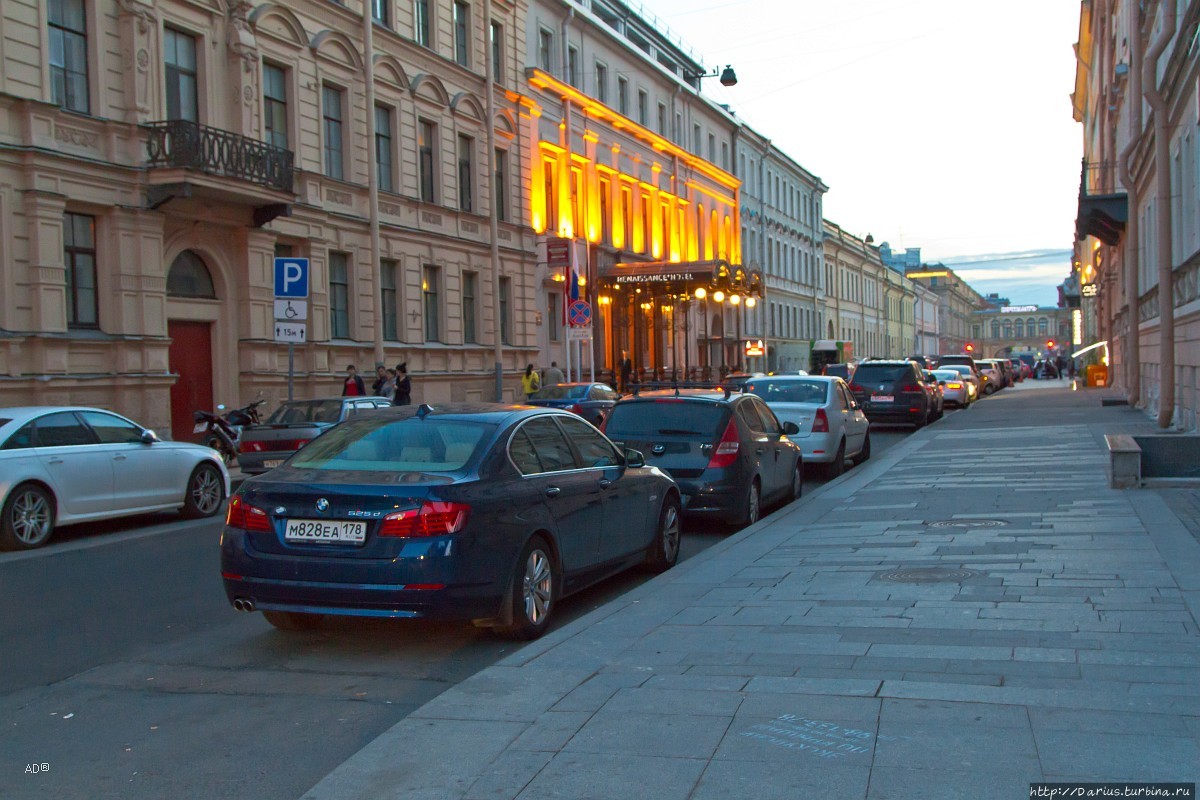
[
  {"left": 624, "top": 448, "right": 645, "bottom": 468},
  {"left": 781, "top": 421, "right": 800, "bottom": 435},
  {"left": 141, "top": 430, "right": 159, "bottom": 444}
]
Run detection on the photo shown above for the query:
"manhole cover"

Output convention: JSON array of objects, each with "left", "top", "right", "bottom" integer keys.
[
  {"left": 927, "top": 519, "right": 1008, "bottom": 529},
  {"left": 877, "top": 567, "right": 979, "bottom": 583}
]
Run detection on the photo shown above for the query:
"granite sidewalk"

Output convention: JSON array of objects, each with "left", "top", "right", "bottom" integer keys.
[{"left": 302, "top": 380, "right": 1200, "bottom": 800}]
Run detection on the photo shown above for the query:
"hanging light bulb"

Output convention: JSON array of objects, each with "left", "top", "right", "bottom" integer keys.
[
  {"left": 746, "top": 296, "right": 757, "bottom": 308},
  {"left": 730, "top": 294, "right": 741, "bottom": 305},
  {"left": 713, "top": 290, "right": 725, "bottom": 303},
  {"left": 694, "top": 287, "right": 707, "bottom": 299}
]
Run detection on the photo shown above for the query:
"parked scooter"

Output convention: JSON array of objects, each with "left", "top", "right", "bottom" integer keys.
[{"left": 193, "top": 398, "right": 266, "bottom": 466}]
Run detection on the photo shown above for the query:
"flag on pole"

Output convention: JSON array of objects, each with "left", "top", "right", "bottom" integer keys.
[{"left": 568, "top": 241, "right": 581, "bottom": 301}]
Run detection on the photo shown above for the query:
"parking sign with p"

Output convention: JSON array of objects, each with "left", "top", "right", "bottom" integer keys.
[{"left": 274, "top": 258, "right": 309, "bottom": 298}]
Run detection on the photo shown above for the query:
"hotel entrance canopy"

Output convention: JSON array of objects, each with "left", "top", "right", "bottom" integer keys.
[{"left": 598, "top": 259, "right": 763, "bottom": 298}]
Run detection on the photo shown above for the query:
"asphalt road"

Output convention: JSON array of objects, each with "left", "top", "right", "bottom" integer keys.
[{"left": 0, "top": 413, "right": 935, "bottom": 799}]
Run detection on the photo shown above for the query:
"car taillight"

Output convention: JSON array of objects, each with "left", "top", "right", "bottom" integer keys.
[
  {"left": 812, "top": 408, "right": 829, "bottom": 433},
  {"left": 706, "top": 419, "right": 740, "bottom": 469},
  {"left": 900, "top": 384, "right": 922, "bottom": 392},
  {"left": 568, "top": 404, "right": 583, "bottom": 415},
  {"left": 948, "top": 382, "right": 962, "bottom": 389},
  {"left": 226, "top": 496, "right": 271, "bottom": 532},
  {"left": 848, "top": 384, "right": 864, "bottom": 393},
  {"left": 379, "top": 501, "right": 471, "bottom": 537}
]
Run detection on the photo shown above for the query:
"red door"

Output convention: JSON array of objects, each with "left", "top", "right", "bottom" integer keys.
[{"left": 168, "top": 321, "right": 214, "bottom": 443}]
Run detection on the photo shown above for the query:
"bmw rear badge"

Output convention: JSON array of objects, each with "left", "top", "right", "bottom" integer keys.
[
  {"left": 652, "top": 444, "right": 665, "bottom": 454},
  {"left": 316, "top": 498, "right": 329, "bottom": 512}
]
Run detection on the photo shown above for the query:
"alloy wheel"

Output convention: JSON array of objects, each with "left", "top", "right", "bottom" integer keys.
[
  {"left": 747, "top": 482, "right": 760, "bottom": 525},
  {"left": 660, "top": 504, "right": 681, "bottom": 563},
  {"left": 11, "top": 490, "right": 52, "bottom": 546},
  {"left": 522, "top": 548, "right": 553, "bottom": 624},
  {"left": 191, "top": 468, "right": 223, "bottom": 516}
]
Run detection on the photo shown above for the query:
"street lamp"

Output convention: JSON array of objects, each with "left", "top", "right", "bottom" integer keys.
[{"left": 687, "top": 65, "right": 738, "bottom": 87}]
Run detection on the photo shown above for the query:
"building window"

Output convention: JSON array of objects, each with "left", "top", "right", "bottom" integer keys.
[
  {"left": 637, "top": 90, "right": 648, "bottom": 127},
  {"left": 423, "top": 265, "right": 440, "bottom": 341},
  {"left": 594, "top": 62, "right": 607, "bottom": 104},
  {"left": 64, "top": 212, "right": 97, "bottom": 328},
  {"left": 721, "top": 141, "right": 729, "bottom": 170},
  {"left": 991, "top": 322, "right": 1000, "bottom": 338},
  {"left": 415, "top": 0, "right": 430, "bottom": 47},
  {"left": 617, "top": 77, "right": 628, "bottom": 116},
  {"left": 167, "top": 250, "right": 216, "bottom": 298},
  {"left": 458, "top": 134, "right": 474, "bottom": 213},
  {"left": 548, "top": 291, "right": 561, "bottom": 342},
  {"left": 49, "top": 0, "right": 89, "bottom": 113},
  {"left": 1039, "top": 318, "right": 1048, "bottom": 335},
  {"left": 693, "top": 124, "right": 702, "bottom": 154},
  {"left": 463, "top": 271, "right": 478, "bottom": 343},
  {"left": 263, "top": 63, "right": 288, "bottom": 150},
  {"left": 1014, "top": 319, "right": 1024, "bottom": 337},
  {"left": 537, "top": 28, "right": 553, "bottom": 72},
  {"left": 374, "top": 104, "right": 394, "bottom": 193},
  {"left": 164, "top": 28, "right": 198, "bottom": 123},
  {"left": 453, "top": 1, "right": 470, "bottom": 67},
  {"left": 567, "top": 45, "right": 579, "bottom": 87},
  {"left": 707, "top": 133, "right": 715, "bottom": 162},
  {"left": 490, "top": 21, "right": 503, "bottom": 82},
  {"left": 657, "top": 102, "right": 667, "bottom": 136},
  {"left": 329, "top": 252, "right": 350, "bottom": 339},
  {"left": 494, "top": 148, "right": 508, "bottom": 222},
  {"left": 381, "top": 259, "right": 398, "bottom": 341},
  {"left": 373, "top": 0, "right": 391, "bottom": 27},
  {"left": 419, "top": 119, "right": 436, "bottom": 203},
  {"left": 322, "top": 85, "right": 344, "bottom": 180},
  {"left": 499, "top": 276, "right": 512, "bottom": 345}
]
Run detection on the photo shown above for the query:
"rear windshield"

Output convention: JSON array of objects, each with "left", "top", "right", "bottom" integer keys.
[
  {"left": 943, "top": 365, "right": 973, "bottom": 376},
  {"left": 933, "top": 370, "right": 962, "bottom": 381},
  {"left": 852, "top": 364, "right": 911, "bottom": 382},
  {"left": 530, "top": 385, "right": 588, "bottom": 400},
  {"left": 289, "top": 418, "right": 492, "bottom": 472},
  {"left": 267, "top": 400, "right": 344, "bottom": 424},
  {"left": 825, "top": 365, "right": 850, "bottom": 377},
  {"left": 745, "top": 379, "right": 828, "bottom": 404},
  {"left": 604, "top": 401, "right": 726, "bottom": 438}
]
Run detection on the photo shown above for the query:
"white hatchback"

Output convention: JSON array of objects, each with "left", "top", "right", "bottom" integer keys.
[
  {"left": 0, "top": 407, "right": 230, "bottom": 550},
  {"left": 743, "top": 375, "right": 871, "bottom": 477}
]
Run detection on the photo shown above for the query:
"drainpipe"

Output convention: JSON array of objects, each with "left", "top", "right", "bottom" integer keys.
[
  {"left": 1143, "top": 0, "right": 1177, "bottom": 427},
  {"left": 485, "top": 0, "right": 503, "bottom": 401},
  {"left": 363, "top": 0, "right": 384, "bottom": 371},
  {"left": 1118, "top": 0, "right": 1142, "bottom": 407}
]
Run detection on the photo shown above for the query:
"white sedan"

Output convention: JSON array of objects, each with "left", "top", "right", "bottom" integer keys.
[
  {"left": 744, "top": 375, "right": 871, "bottom": 477},
  {"left": 0, "top": 407, "right": 230, "bottom": 550}
]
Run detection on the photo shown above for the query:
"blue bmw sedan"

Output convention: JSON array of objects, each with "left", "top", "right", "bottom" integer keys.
[{"left": 220, "top": 403, "right": 681, "bottom": 639}]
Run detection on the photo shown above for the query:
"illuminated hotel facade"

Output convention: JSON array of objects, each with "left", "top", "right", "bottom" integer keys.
[{"left": 524, "top": 0, "right": 748, "bottom": 381}]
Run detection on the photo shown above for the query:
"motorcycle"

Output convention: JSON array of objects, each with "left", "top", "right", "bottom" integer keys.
[{"left": 193, "top": 398, "right": 266, "bottom": 466}]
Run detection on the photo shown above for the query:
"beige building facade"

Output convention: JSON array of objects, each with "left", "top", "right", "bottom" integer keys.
[
  {"left": 0, "top": 0, "right": 536, "bottom": 441},
  {"left": 902, "top": 265, "right": 990, "bottom": 356},
  {"left": 1073, "top": 0, "right": 1200, "bottom": 430}
]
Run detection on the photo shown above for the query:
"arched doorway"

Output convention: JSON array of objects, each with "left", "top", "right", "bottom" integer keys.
[{"left": 166, "top": 250, "right": 217, "bottom": 442}]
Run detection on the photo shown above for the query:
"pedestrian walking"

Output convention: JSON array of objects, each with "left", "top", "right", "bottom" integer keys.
[
  {"left": 381, "top": 368, "right": 397, "bottom": 401},
  {"left": 392, "top": 363, "right": 412, "bottom": 405},
  {"left": 371, "top": 365, "right": 389, "bottom": 397},
  {"left": 342, "top": 364, "right": 365, "bottom": 396},
  {"left": 521, "top": 364, "right": 541, "bottom": 400},
  {"left": 543, "top": 361, "right": 565, "bottom": 387}
]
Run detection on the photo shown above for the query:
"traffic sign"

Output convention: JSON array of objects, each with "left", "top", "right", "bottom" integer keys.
[
  {"left": 567, "top": 299, "right": 591, "bottom": 327},
  {"left": 274, "top": 299, "right": 308, "bottom": 321},
  {"left": 274, "top": 322, "right": 307, "bottom": 343},
  {"left": 274, "top": 258, "right": 309, "bottom": 298},
  {"left": 566, "top": 326, "right": 591, "bottom": 340}
]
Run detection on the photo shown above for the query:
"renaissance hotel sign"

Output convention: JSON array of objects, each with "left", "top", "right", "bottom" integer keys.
[{"left": 611, "top": 271, "right": 704, "bottom": 285}]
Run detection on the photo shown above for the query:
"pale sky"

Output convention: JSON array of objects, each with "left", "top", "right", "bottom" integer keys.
[{"left": 643, "top": 0, "right": 1083, "bottom": 268}]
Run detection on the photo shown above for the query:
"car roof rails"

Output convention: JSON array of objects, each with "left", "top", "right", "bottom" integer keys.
[{"left": 628, "top": 380, "right": 736, "bottom": 399}]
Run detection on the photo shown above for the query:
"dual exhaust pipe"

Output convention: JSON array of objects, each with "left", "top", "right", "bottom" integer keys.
[{"left": 232, "top": 598, "right": 256, "bottom": 612}]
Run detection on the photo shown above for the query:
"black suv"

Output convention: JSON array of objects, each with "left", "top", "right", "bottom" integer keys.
[
  {"left": 602, "top": 387, "right": 803, "bottom": 527},
  {"left": 847, "top": 360, "right": 933, "bottom": 427}
]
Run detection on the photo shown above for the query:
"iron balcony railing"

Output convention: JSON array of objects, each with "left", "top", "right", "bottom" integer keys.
[
  {"left": 1080, "top": 158, "right": 1121, "bottom": 197},
  {"left": 145, "top": 120, "right": 294, "bottom": 193}
]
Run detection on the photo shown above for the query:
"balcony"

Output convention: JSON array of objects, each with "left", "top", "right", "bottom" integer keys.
[
  {"left": 1075, "top": 159, "right": 1126, "bottom": 245},
  {"left": 144, "top": 120, "right": 294, "bottom": 226}
]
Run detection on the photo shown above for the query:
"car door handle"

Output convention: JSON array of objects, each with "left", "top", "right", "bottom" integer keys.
[
  {"left": 47, "top": 457, "right": 63, "bottom": 465},
  {"left": 112, "top": 454, "right": 127, "bottom": 461},
  {"left": 598, "top": 479, "right": 612, "bottom": 489},
  {"left": 545, "top": 487, "right": 561, "bottom": 497}
]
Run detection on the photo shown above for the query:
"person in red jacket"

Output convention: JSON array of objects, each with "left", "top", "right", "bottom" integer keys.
[{"left": 342, "top": 364, "right": 365, "bottom": 396}]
